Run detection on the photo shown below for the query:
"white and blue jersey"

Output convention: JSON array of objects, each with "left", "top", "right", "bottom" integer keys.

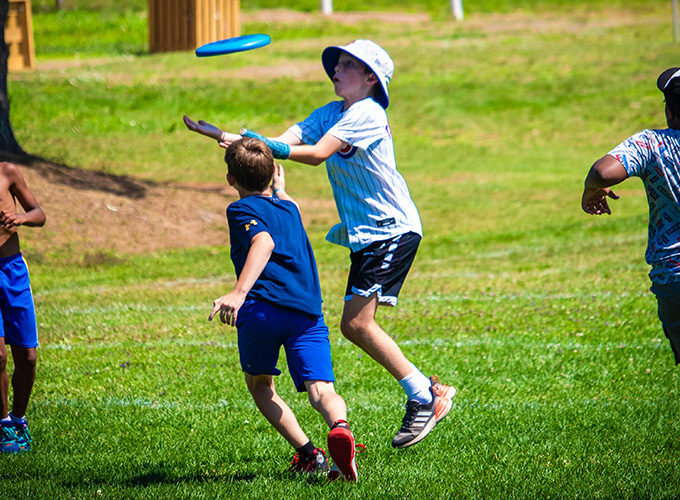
[
  {"left": 227, "top": 195, "right": 323, "bottom": 316},
  {"left": 289, "top": 97, "right": 422, "bottom": 252},
  {"left": 609, "top": 128, "right": 680, "bottom": 284}
]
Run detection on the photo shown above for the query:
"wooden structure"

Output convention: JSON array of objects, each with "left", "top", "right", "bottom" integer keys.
[
  {"left": 148, "top": 0, "right": 239, "bottom": 53},
  {"left": 5, "top": 0, "right": 35, "bottom": 71}
]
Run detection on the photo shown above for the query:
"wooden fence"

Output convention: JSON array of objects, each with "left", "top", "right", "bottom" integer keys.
[{"left": 148, "top": 0, "right": 239, "bottom": 53}]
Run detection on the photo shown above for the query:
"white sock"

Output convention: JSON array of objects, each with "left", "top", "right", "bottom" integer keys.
[
  {"left": 398, "top": 364, "right": 432, "bottom": 405},
  {"left": 1, "top": 416, "right": 11, "bottom": 425}
]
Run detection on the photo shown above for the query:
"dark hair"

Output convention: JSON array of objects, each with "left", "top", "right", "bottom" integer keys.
[{"left": 224, "top": 137, "right": 274, "bottom": 192}]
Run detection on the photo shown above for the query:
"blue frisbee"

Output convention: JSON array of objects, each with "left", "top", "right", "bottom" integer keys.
[{"left": 195, "top": 34, "right": 271, "bottom": 57}]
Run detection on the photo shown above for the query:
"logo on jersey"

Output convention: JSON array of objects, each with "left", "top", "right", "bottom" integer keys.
[
  {"left": 244, "top": 219, "right": 258, "bottom": 231},
  {"left": 337, "top": 143, "right": 358, "bottom": 159}
]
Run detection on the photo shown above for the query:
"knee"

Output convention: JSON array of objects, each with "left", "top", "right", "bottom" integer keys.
[
  {"left": 340, "top": 316, "right": 368, "bottom": 343},
  {"left": 306, "top": 382, "right": 335, "bottom": 411},
  {"left": 245, "top": 374, "right": 275, "bottom": 398},
  {"left": 13, "top": 349, "right": 37, "bottom": 373}
]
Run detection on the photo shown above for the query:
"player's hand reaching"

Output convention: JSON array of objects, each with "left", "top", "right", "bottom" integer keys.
[
  {"left": 581, "top": 187, "right": 619, "bottom": 215},
  {"left": 209, "top": 291, "right": 246, "bottom": 327},
  {"left": 183, "top": 116, "right": 242, "bottom": 148},
  {"left": 271, "top": 163, "right": 286, "bottom": 193}
]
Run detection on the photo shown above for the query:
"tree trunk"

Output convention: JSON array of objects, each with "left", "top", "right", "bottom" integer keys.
[
  {"left": 0, "top": 0, "right": 24, "bottom": 155},
  {"left": 55, "top": 0, "right": 64, "bottom": 10}
]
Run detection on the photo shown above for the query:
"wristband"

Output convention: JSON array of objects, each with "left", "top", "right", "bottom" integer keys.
[
  {"left": 273, "top": 188, "right": 285, "bottom": 196},
  {"left": 241, "top": 129, "right": 291, "bottom": 160}
]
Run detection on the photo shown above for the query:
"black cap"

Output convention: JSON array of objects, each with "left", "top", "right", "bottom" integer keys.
[
  {"left": 657, "top": 67, "right": 680, "bottom": 92},
  {"left": 658, "top": 68, "right": 680, "bottom": 116}
]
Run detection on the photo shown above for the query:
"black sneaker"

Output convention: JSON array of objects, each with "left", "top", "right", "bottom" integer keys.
[
  {"left": 391, "top": 390, "right": 452, "bottom": 449},
  {"left": 289, "top": 447, "right": 330, "bottom": 474}
]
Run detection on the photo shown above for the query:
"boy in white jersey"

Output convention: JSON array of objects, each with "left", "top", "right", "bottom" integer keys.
[
  {"left": 184, "top": 40, "right": 455, "bottom": 448},
  {"left": 582, "top": 67, "right": 680, "bottom": 365}
]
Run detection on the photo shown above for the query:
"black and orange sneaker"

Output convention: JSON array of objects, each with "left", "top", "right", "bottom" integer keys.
[
  {"left": 391, "top": 388, "right": 452, "bottom": 449},
  {"left": 429, "top": 375, "right": 457, "bottom": 400}
]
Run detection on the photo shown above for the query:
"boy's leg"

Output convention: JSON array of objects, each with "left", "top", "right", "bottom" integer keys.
[
  {"left": 245, "top": 373, "right": 309, "bottom": 449},
  {"left": 306, "top": 380, "right": 360, "bottom": 482},
  {"left": 10, "top": 346, "right": 36, "bottom": 418},
  {"left": 0, "top": 337, "right": 8, "bottom": 419},
  {"left": 341, "top": 293, "right": 413, "bottom": 381},
  {"left": 305, "top": 380, "right": 346, "bottom": 428}
]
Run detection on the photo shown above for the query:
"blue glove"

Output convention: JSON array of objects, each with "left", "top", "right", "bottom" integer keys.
[{"left": 241, "top": 129, "right": 291, "bottom": 160}]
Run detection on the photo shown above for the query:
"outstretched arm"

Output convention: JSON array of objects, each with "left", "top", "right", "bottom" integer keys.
[
  {"left": 581, "top": 155, "right": 628, "bottom": 215},
  {"left": 208, "top": 231, "right": 274, "bottom": 326}
]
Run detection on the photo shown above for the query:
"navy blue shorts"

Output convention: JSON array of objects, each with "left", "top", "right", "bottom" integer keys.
[
  {"left": 345, "top": 232, "right": 421, "bottom": 307},
  {"left": 235, "top": 299, "right": 335, "bottom": 392},
  {"left": 651, "top": 281, "right": 680, "bottom": 365},
  {"left": 0, "top": 254, "right": 38, "bottom": 348}
]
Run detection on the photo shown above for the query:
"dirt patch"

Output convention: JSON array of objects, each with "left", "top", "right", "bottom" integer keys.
[{"left": 1, "top": 153, "right": 335, "bottom": 260}]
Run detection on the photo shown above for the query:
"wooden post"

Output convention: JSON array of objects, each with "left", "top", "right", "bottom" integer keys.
[
  {"left": 5, "top": 0, "right": 34, "bottom": 71},
  {"left": 321, "top": 0, "right": 333, "bottom": 16},
  {"left": 149, "top": 0, "right": 240, "bottom": 54},
  {"left": 674, "top": 0, "right": 679, "bottom": 43},
  {"left": 451, "top": 0, "right": 463, "bottom": 21}
]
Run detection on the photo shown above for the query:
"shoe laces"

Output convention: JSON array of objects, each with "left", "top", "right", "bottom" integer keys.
[{"left": 399, "top": 400, "right": 422, "bottom": 429}]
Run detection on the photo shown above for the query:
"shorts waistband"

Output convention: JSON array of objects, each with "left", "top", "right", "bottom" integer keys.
[{"left": 0, "top": 253, "right": 23, "bottom": 267}]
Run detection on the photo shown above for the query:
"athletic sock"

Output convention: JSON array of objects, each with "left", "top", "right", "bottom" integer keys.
[
  {"left": 398, "top": 364, "right": 433, "bottom": 405},
  {"left": 296, "top": 440, "right": 317, "bottom": 460},
  {"left": 0, "top": 417, "right": 11, "bottom": 426}
]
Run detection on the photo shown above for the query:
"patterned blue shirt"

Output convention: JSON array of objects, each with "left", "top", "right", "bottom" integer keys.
[
  {"left": 609, "top": 128, "right": 680, "bottom": 284},
  {"left": 289, "top": 98, "right": 422, "bottom": 252}
]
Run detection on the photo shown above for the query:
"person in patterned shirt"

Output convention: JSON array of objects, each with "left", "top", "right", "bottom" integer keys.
[{"left": 581, "top": 67, "right": 680, "bottom": 365}]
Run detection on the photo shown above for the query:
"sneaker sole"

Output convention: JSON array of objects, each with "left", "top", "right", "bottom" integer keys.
[
  {"left": 327, "top": 427, "right": 357, "bottom": 482},
  {"left": 392, "top": 396, "right": 452, "bottom": 449}
]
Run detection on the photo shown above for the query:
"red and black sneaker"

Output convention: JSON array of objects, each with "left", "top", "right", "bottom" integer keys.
[{"left": 289, "top": 447, "right": 329, "bottom": 474}]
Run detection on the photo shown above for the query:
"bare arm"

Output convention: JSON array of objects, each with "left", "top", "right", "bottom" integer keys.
[
  {"left": 271, "top": 164, "right": 299, "bottom": 210},
  {"left": 287, "top": 133, "right": 345, "bottom": 166},
  {"left": 581, "top": 154, "right": 629, "bottom": 215},
  {"left": 0, "top": 164, "right": 45, "bottom": 229},
  {"left": 208, "top": 231, "right": 274, "bottom": 326}
]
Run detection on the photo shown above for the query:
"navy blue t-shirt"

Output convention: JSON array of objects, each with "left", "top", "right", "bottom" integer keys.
[{"left": 227, "top": 195, "right": 323, "bottom": 317}]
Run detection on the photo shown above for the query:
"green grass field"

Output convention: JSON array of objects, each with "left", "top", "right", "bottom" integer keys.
[{"left": 3, "top": 1, "right": 680, "bottom": 498}]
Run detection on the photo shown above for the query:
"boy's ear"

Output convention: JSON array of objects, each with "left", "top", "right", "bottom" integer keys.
[
  {"left": 226, "top": 172, "right": 236, "bottom": 186},
  {"left": 366, "top": 73, "right": 379, "bottom": 85}
]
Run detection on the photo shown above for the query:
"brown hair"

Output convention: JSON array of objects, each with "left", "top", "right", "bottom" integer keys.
[{"left": 224, "top": 137, "right": 274, "bottom": 192}]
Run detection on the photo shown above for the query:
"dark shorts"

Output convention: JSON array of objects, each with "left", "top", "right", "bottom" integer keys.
[
  {"left": 235, "top": 299, "right": 335, "bottom": 392},
  {"left": 0, "top": 254, "right": 38, "bottom": 348},
  {"left": 651, "top": 281, "right": 680, "bottom": 365},
  {"left": 345, "top": 232, "right": 421, "bottom": 307}
]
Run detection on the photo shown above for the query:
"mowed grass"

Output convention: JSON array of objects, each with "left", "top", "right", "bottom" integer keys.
[{"left": 4, "top": 1, "right": 680, "bottom": 498}]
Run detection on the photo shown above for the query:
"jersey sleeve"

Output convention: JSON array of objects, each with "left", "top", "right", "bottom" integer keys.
[
  {"left": 608, "top": 129, "right": 656, "bottom": 178},
  {"left": 288, "top": 104, "right": 332, "bottom": 145},
  {"left": 227, "top": 204, "right": 270, "bottom": 249},
  {"left": 327, "top": 99, "right": 390, "bottom": 150}
]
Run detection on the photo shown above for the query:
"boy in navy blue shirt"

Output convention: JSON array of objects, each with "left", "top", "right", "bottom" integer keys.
[{"left": 209, "top": 137, "right": 360, "bottom": 481}]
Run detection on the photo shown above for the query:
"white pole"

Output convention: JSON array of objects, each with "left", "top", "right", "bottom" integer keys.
[
  {"left": 321, "top": 0, "right": 333, "bottom": 15},
  {"left": 674, "top": 0, "right": 679, "bottom": 43},
  {"left": 451, "top": 0, "right": 463, "bottom": 21}
]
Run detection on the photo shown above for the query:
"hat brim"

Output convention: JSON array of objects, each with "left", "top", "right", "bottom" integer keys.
[
  {"left": 322, "top": 46, "right": 390, "bottom": 109},
  {"left": 658, "top": 67, "right": 680, "bottom": 91}
]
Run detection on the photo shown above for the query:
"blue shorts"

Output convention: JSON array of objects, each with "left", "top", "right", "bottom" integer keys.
[
  {"left": 235, "top": 299, "right": 335, "bottom": 392},
  {"left": 651, "top": 281, "right": 680, "bottom": 365},
  {"left": 345, "top": 232, "right": 421, "bottom": 307},
  {"left": 0, "top": 254, "right": 38, "bottom": 348}
]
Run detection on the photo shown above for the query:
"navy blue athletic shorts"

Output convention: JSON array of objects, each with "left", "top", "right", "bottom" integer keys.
[{"left": 235, "top": 299, "right": 335, "bottom": 392}]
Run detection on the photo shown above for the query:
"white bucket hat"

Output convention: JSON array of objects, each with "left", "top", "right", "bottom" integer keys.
[{"left": 322, "top": 39, "right": 394, "bottom": 109}]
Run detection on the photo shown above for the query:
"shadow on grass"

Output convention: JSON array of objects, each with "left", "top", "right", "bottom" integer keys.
[{"left": 0, "top": 151, "right": 151, "bottom": 200}]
